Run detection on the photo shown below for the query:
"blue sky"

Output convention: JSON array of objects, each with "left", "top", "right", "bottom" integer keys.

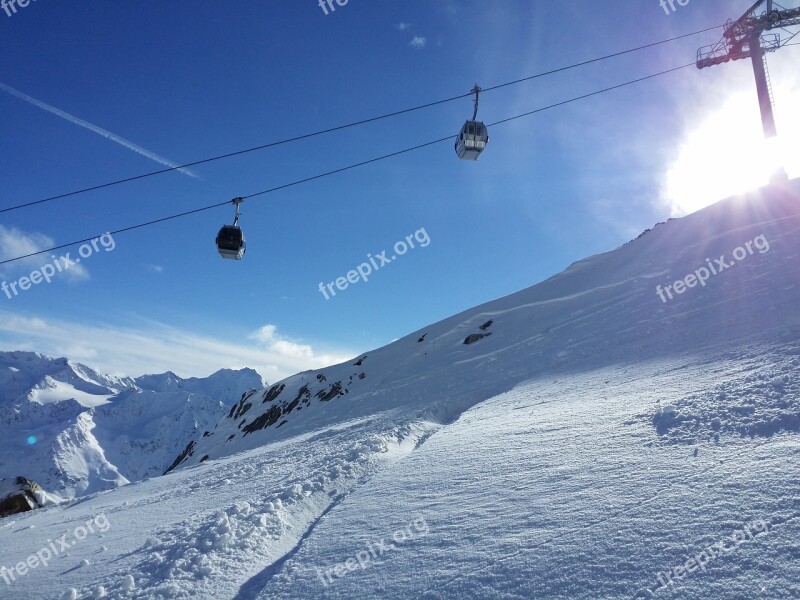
[{"left": 1, "top": 0, "right": 798, "bottom": 380}]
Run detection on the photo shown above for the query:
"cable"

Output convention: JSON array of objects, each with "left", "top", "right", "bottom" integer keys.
[
  {"left": 0, "top": 94, "right": 470, "bottom": 216},
  {"left": 0, "top": 62, "right": 695, "bottom": 267},
  {"left": 0, "top": 25, "right": 722, "bottom": 216},
  {"left": 479, "top": 26, "right": 717, "bottom": 95},
  {"left": 489, "top": 63, "right": 695, "bottom": 128}
]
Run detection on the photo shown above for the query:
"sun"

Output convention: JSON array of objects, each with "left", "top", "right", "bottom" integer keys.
[{"left": 662, "top": 87, "right": 800, "bottom": 216}]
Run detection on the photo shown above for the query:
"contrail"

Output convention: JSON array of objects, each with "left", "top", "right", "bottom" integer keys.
[{"left": 0, "top": 82, "right": 199, "bottom": 179}]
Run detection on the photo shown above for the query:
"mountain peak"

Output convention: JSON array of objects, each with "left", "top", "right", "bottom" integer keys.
[{"left": 0, "top": 353, "right": 266, "bottom": 498}]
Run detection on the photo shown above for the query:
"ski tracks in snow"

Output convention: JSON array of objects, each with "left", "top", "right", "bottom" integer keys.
[{"left": 74, "top": 419, "right": 440, "bottom": 599}]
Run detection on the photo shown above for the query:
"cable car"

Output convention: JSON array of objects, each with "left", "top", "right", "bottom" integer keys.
[
  {"left": 455, "top": 85, "right": 489, "bottom": 160},
  {"left": 216, "top": 198, "right": 246, "bottom": 260}
]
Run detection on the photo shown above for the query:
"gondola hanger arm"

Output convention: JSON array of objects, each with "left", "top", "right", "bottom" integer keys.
[
  {"left": 232, "top": 197, "right": 243, "bottom": 227},
  {"left": 471, "top": 84, "right": 481, "bottom": 121}
]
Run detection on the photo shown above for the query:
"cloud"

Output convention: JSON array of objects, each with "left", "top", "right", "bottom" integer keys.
[
  {"left": 395, "top": 22, "right": 412, "bottom": 31},
  {"left": 0, "top": 311, "right": 356, "bottom": 382},
  {"left": 148, "top": 265, "right": 164, "bottom": 274},
  {"left": 249, "top": 324, "right": 345, "bottom": 364},
  {"left": 0, "top": 82, "right": 199, "bottom": 179},
  {"left": 409, "top": 36, "right": 427, "bottom": 49},
  {"left": 0, "top": 225, "right": 89, "bottom": 282}
]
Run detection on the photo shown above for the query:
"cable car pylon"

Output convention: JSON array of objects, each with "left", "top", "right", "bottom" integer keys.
[{"left": 697, "top": 0, "right": 800, "bottom": 181}]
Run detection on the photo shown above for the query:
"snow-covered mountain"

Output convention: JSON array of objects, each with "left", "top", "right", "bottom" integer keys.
[
  {"left": 0, "top": 181, "right": 798, "bottom": 600},
  {"left": 0, "top": 353, "right": 265, "bottom": 498},
  {"left": 169, "top": 180, "right": 800, "bottom": 474},
  {"left": 134, "top": 369, "right": 265, "bottom": 406},
  {"left": 0, "top": 351, "right": 134, "bottom": 408}
]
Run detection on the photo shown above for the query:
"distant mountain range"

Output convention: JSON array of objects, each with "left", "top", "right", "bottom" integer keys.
[{"left": 0, "top": 351, "right": 265, "bottom": 498}]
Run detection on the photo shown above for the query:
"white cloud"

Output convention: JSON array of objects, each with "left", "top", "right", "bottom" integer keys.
[
  {"left": 249, "top": 324, "right": 345, "bottom": 364},
  {"left": 0, "top": 225, "right": 89, "bottom": 282},
  {"left": 250, "top": 324, "right": 278, "bottom": 343},
  {"left": 148, "top": 265, "right": 164, "bottom": 274},
  {"left": 0, "top": 311, "right": 356, "bottom": 382},
  {"left": 396, "top": 22, "right": 412, "bottom": 31},
  {"left": 409, "top": 36, "right": 427, "bottom": 49}
]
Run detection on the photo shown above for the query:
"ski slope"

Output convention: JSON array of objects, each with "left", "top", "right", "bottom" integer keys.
[{"left": 0, "top": 180, "right": 798, "bottom": 599}]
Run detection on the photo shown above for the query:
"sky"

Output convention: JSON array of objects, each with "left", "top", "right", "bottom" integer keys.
[{"left": 0, "top": 0, "right": 798, "bottom": 381}]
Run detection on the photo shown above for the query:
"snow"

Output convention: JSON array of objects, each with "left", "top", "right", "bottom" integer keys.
[
  {"left": 0, "top": 354, "right": 266, "bottom": 497},
  {"left": 0, "top": 352, "right": 128, "bottom": 409},
  {"left": 134, "top": 369, "right": 266, "bottom": 405},
  {"left": 0, "top": 180, "right": 798, "bottom": 599},
  {"left": 256, "top": 357, "right": 798, "bottom": 599},
  {"left": 29, "top": 378, "right": 116, "bottom": 408}
]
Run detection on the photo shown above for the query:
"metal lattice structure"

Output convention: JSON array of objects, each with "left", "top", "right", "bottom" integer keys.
[{"left": 697, "top": 1, "right": 800, "bottom": 139}]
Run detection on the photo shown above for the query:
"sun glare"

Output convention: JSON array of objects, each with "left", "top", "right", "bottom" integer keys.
[{"left": 662, "top": 88, "right": 800, "bottom": 216}]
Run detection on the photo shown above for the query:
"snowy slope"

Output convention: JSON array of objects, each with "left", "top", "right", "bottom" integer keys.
[
  {"left": 134, "top": 369, "right": 265, "bottom": 406},
  {"left": 259, "top": 355, "right": 799, "bottom": 599},
  {"left": 0, "top": 352, "right": 134, "bottom": 408},
  {"left": 0, "top": 181, "right": 798, "bottom": 600},
  {"left": 0, "top": 354, "right": 265, "bottom": 498},
  {"left": 170, "top": 180, "right": 800, "bottom": 473},
  {"left": 91, "top": 390, "right": 247, "bottom": 484}
]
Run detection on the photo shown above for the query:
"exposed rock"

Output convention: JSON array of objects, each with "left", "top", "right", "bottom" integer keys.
[
  {"left": 164, "top": 441, "right": 196, "bottom": 474},
  {"left": 316, "top": 382, "right": 344, "bottom": 402},
  {"left": 0, "top": 477, "right": 47, "bottom": 518},
  {"left": 464, "top": 333, "right": 492, "bottom": 345},
  {"left": 262, "top": 384, "right": 286, "bottom": 404},
  {"left": 242, "top": 406, "right": 283, "bottom": 436}
]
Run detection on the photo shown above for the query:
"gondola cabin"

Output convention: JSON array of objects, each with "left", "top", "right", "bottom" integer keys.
[
  {"left": 455, "top": 120, "right": 489, "bottom": 160},
  {"left": 216, "top": 225, "right": 246, "bottom": 260}
]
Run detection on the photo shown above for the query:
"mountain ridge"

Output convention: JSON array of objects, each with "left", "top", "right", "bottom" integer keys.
[
  {"left": 167, "top": 181, "right": 800, "bottom": 475},
  {"left": 0, "top": 352, "right": 266, "bottom": 498}
]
